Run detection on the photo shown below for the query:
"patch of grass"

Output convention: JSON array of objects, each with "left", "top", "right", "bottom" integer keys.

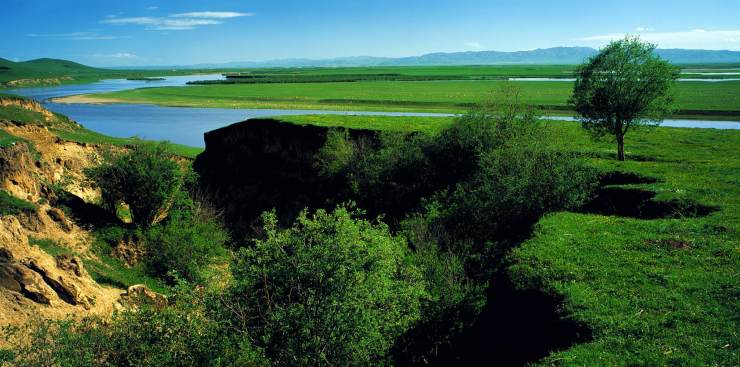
[
  {"left": 0, "top": 190, "right": 35, "bottom": 216},
  {"left": 0, "top": 129, "right": 21, "bottom": 147},
  {"left": 0, "top": 104, "right": 47, "bottom": 124},
  {"left": 29, "top": 237, "right": 71, "bottom": 257},
  {"left": 274, "top": 114, "right": 456, "bottom": 134}
]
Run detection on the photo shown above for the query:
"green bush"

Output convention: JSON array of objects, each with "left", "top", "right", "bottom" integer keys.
[
  {"left": 2, "top": 286, "right": 267, "bottom": 367},
  {"left": 87, "top": 142, "right": 182, "bottom": 227},
  {"left": 314, "top": 128, "right": 354, "bottom": 176},
  {"left": 226, "top": 204, "right": 426, "bottom": 366},
  {"left": 393, "top": 208, "right": 486, "bottom": 364},
  {"left": 144, "top": 191, "right": 229, "bottom": 283}
]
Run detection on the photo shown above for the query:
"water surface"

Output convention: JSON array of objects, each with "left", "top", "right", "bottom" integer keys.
[{"left": 6, "top": 75, "right": 739, "bottom": 147}]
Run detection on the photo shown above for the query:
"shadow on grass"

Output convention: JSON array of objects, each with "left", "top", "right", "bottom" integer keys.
[
  {"left": 580, "top": 187, "right": 718, "bottom": 219},
  {"left": 425, "top": 275, "right": 593, "bottom": 366}
]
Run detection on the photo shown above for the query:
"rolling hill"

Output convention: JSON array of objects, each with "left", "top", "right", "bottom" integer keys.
[{"left": 129, "top": 47, "right": 740, "bottom": 69}]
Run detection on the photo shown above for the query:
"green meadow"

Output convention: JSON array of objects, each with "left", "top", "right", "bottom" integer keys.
[{"left": 90, "top": 77, "right": 740, "bottom": 119}]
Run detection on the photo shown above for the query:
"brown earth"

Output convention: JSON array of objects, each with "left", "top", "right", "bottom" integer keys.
[{"left": 0, "top": 112, "right": 152, "bottom": 342}]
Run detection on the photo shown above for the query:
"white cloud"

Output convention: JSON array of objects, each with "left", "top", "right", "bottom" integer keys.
[
  {"left": 147, "top": 6, "right": 159, "bottom": 10},
  {"left": 464, "top": 41, "right": 483, "bottom": 50},
  {"left": 102, "top": 17, "right": 160, "bottom": 26},
  {"left": 170, "top": 11, "right": 253, "bottom": 19},
  {"left": 151, "top": 19, "right": 223, "bottom": 31},
  {"left": 26, "top": 32, "right": 129, "bottom": 41},
  {"left": 92, "top": 52, "right": 138, "bottom": 59},
  {"left": 577, "top": 29, "right": 740, "bottom": 50},
  {"left": 100, "top": 11, "right": 252, "bottom": 31},
  {"left": 635, "top": 26, "right": 654, "bottom": 32}
]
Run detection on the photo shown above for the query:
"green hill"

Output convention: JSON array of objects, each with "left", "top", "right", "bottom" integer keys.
[{"left": 0, "top": 58, "right": 219, "bottom": 87}]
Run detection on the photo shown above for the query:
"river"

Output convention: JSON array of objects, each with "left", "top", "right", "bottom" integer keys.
[{"left": 7, "top": 74, "right": 739, "bottom": 147}]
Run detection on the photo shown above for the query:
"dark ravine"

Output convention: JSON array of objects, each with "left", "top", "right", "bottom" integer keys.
[{"left": 194, "top": 119, "right": 377, "bottom": 238}]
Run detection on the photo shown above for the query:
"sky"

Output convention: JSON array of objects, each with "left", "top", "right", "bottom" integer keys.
[{"left": 2, "top": 0, "right": 740, "bottom": 67}]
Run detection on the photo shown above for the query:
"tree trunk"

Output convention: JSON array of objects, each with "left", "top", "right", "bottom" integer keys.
[{"left": 616, "top": 134, "right": 625, "bottom": 161}]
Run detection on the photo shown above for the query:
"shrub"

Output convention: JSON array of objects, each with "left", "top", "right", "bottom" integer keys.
[
  {"left": 314, "top": 128, "right": 354, "bottom": 176},
  {"left": 392, "top": 208, "right": 486, "bottom": 364},
  {"left": 87, "top": 142, "right": 182, "bottom": 227},
  {"left": 144, "top": 191, "right": 229, "bottom": 283},
  {"left": 2, "top": 285, "right": 267, "bottom": 367},
  {"left": 227, "top": 204, "right": 426, "bottom": 366}
]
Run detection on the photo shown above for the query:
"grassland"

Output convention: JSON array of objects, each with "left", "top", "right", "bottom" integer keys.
[
  {"left": 272, "top": 114, "right": 740, "bottom": 365},
  {"left": 79, "top": 79, "right": 740, "bottom": 120}
]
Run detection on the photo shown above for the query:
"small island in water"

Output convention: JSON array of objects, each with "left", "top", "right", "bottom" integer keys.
[{"left": 125, "top": 77, "right": 166, "bottom": 81}]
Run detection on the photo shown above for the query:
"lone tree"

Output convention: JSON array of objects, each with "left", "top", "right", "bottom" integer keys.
[{"left": 570, "top": 37, "right": 678, "bottom": 160}]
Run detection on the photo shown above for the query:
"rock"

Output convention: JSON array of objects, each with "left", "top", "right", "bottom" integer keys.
[
  {"left": 0, "top": 260, "right": 55, "bottom": 305},
  {"left": 111, "top": 237, "right": 145, "bottom": 267},
  {"left": 47, "top": 207, "right": 73, "bottom": 232},
  {"left": 25, "top": 260, "right": 91, "bottom": 308},
  {"left": 17, "top": 209, "right": 44, "bottom": 232},
  {"left": 118, "top": 284, "right": 167, "bottom": 309},
  {"left": 55, "top": 254, "right": 88, "bottom": 277}
]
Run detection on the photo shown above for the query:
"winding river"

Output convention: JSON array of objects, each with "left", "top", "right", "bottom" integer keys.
[{"left": 7, "top": 74, "right": 739, "bottom": 147}]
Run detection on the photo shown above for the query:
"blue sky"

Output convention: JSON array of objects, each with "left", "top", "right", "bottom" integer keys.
[{"left": 3, "top": 0, "right": 740, "bottom": 66}]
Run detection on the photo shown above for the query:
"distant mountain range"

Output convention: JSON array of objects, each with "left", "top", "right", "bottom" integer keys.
[{"left": 120, "top": 47, "right": 740, "bottom": 69}]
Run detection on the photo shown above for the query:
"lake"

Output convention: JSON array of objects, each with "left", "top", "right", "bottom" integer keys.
[{"left": 7, "top": 75, "right": 740, "bottom": 147}]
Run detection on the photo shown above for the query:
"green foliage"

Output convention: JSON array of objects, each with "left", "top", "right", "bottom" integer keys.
[
  {"left": 0, "top": 189, "right": 35, "bottom": 216},
  {"left": 571, "top": 37, "right": 680, "bottom": 160},
  {"left": 314, "top": 128, "right": 354, "bottom": 176},
  {"left": 144, "top": 191, "right": 229, "bottom": 283},
  {"left": 2, "top": 285, "right": 267, "bottom": 367},
  {"left": 393, "top": 208, "right": 487, "bottom": 364},
  {"left": 88, "top": 142, "right": 183, "bottom": 227},
  {"left": 227, "top": 204, "right": 426, "bottom": 366}
]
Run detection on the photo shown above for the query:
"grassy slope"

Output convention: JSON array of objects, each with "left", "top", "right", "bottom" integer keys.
[
  {"left": 89, "top": 79, "right": 740, "bottom": 119},
  {"left": 514, "top": 124, "right": 740, "bottom": 366},
  {"left": 275, "top": 114, "right": 739, "bottom": 366}
]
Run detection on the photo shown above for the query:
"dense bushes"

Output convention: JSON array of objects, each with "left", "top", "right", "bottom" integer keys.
[
  {"left": 144, "top": 191, "right": 229, "bottom": 283},
  {"left": 88, "top": 142, "right": 182, "bottom": 227},
  {"left": 88, "top": 142, "right": 228, "bottom": 284},
  {"left": 17, "top": 88, "right": 598, "bottom": 366},
  {"left": 313, "top": 87, "right": 597, "bottom": 362},
  {"left": 225, "top": 205, "right": 426, "bottom": 366}
]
